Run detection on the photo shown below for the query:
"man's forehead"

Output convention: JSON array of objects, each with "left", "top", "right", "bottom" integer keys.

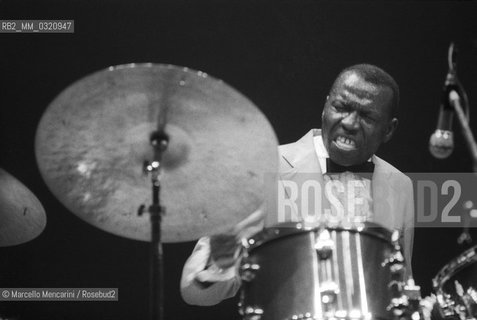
[
  {"left": 338, "top": 89, "right": 373, "bottom": 106},
  {"left": 332, "top": 72, "right": 389, "bottom": 106},
  {"left": 341, "top": 72, "right": 378, "bottom": 93}
]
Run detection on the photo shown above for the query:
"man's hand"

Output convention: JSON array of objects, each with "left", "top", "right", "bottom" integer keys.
[
  {"left": 208, "top": 204, "right": 266, "bottom": 269},
  {"left": 209, "top": 233, "right": 241, "bottom": 269}
]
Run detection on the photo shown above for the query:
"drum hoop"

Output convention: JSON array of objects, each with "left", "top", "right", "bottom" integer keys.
[
  {"left": 246, "top": 221, "right": 393, "bottom": 251},
  {"left": 432, "top": 245, "right": 477, "bottom": 293}
]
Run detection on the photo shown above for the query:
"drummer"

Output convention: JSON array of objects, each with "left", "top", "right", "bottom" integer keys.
[{"left": 180, "top": 63, "right": 415, "bottom": 306}]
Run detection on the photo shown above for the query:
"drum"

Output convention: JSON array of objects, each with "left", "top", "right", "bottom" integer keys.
[
  {"left": 433, "top": 245, "right": 477, "bottom": 320},
  {"left": 239, "top": 222, "right": 400, "bottom": 320}
]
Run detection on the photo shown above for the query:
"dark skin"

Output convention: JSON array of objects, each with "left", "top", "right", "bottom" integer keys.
[
  {"left": 322, "top": 71, "right": 398, "bottom": 166},
  {"left": 211, "top": 71, "right": 399, "bottom": 268}
]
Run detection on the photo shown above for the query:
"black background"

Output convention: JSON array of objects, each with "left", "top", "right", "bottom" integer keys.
[{"left": 1, "top": 0, "right": 477, "bottom": 319}]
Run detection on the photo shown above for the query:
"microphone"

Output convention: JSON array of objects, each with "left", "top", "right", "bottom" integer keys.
[
  {"left": 429, "top": 43, "right": 459, "bottom": 159},
  {"left": 428, "top": 90, "right": 455, "bottom": 159}
]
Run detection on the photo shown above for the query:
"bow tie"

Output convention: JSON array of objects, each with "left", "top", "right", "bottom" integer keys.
[{"left": 326, "top": 158, "right": 375, "bottom": 176}]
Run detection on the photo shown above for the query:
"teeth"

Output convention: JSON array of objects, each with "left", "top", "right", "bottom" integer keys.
[{"left": 336, "top": 136, "right": 356, "bottom": 147}]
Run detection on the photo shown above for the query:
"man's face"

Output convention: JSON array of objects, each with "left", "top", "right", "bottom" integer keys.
[{"left": 322, "top": 71, "right": 397, "bottom": 166}]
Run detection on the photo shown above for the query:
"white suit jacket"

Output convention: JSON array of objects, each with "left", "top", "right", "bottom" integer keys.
[{"left": 181, "top": 129, "right": 415, "bottom": 306}]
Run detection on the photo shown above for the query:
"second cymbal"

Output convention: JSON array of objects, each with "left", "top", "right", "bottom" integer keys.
[{"left": 0, "top": 168, "right": 46, "bottom": 247}]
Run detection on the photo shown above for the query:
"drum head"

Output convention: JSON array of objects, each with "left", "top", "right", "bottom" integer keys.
[{"left": 246, "top": 221, "right": 393, "bottom": 250}]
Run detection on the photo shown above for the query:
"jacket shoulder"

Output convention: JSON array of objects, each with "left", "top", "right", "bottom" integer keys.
[{"left": 374, "top": 156, "right": 412, "bottom": 185}]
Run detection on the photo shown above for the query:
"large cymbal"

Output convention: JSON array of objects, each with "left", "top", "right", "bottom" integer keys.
[
  {"left": 0, "top": 168, "right": 46, "bottom": 246},
  {"left": 35, "top": 63, "right": 278, "bottom": 242}
]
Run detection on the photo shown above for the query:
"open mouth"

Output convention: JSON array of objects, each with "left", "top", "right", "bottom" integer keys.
[{"left": 333, "top": 136, "right": 357, "bottom": 151}]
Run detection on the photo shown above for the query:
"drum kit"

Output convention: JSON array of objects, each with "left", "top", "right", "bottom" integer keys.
[{"left": 2, "top": 63, "right": 476, "bottom": 320}]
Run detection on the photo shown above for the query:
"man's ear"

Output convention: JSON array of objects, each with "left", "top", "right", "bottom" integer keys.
[
  {"left": 322, "top": 96, "right": 329, "bottom": 119},
  {"left": 384, "top": 118, "right": 398, "bottom": 143}
]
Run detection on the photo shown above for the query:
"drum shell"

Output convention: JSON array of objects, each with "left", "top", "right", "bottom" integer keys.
[{"left": 240, "top": 224, "right": 395, "bottom": 320}]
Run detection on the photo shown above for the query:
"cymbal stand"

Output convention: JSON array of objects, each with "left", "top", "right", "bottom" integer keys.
[
  {"left": 140, "top": 130, "right": 169, "bottom": 320},
  {"left": 445, "top": 43, "right": 477, "bottom": 172}
]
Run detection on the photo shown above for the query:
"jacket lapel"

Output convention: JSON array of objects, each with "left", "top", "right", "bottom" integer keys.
[
  {"left": 371, "top": 156, "right": 396, "bottom": 228},
  {"left": 280, "top": 129, "right": 323, "bottom": 176},
  {"left": 272, "top": 129, "right": 326, "bottom": 226}
]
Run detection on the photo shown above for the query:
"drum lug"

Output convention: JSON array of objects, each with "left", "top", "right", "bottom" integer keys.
[
  {"left": 388, "top": 279, "right": 425, "bottom": 320},
  {"left": 290, "top": 312, "right": 313, "bottom": 320},
  {"left": 387, "top": 296, "right": 409, "bottom": 316},
  {"left": 382, "top": 251, "right": 405, "bottom": 282},
  {"left": 314, "top": 229, "right": 334, "bottom": 260},
  {"left": 241, "top": 305, "right": 264, "bottom": 320},
  {"left": 240, "top": 263, "right": 260, "bottom": 282},
  {"left": 382, "top": 231, "right": 405, "bottom": 277},
  {"left": 320, "top": 281, "right": 340, "bottom": 305},
  {"left": 404, "top": 279, "right": 422, "bottom": 301}
]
